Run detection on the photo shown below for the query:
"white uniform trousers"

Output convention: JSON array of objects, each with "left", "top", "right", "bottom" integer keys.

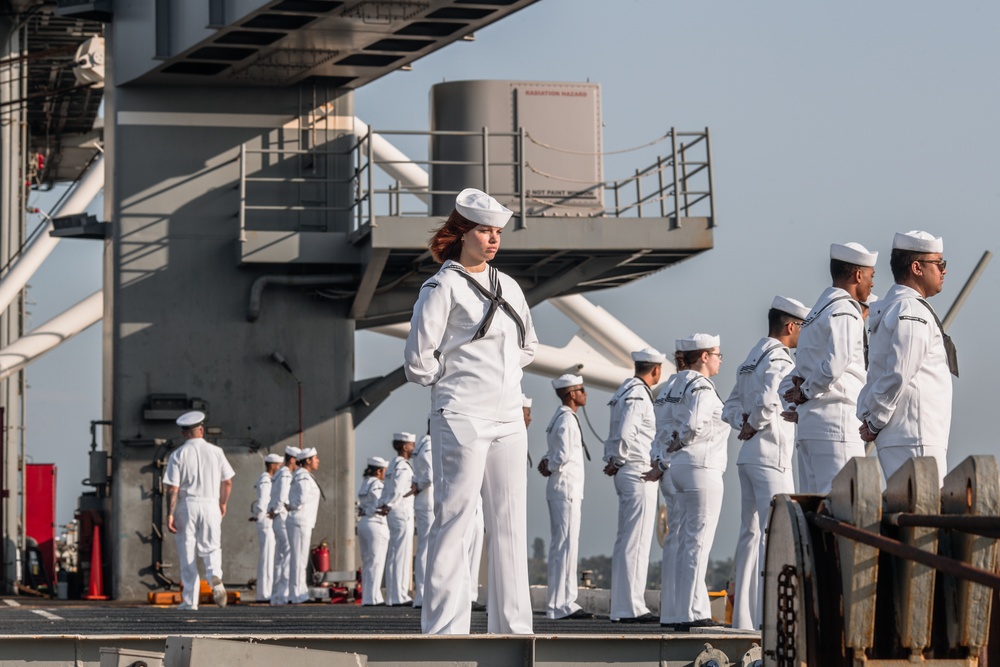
[
  {"left": 877, "top": 445, "right": 948, "bottom": 488},
  {"left": 358, "top": 516, "right": 389, "bottom": 605},
  {"left": 610, "top": 462, "right": 657, "bottom": 620},
  {"left": 412, "top": 506, "right": 434, "bottom": 607},
  {"left": 286, "top": 516, "right": 314, "bottom": 604},
  {"left": 670, "top": 463, "right": 724, "bottom": 623},
  {"left": 732, "top": 463, "right": 794, "bottom": 630},
  {"left": 255, "top": 516, "right": 275, "bottom": 601},
  {"left": 546, "top": 497, "right": 582, "bottom": 619},
  {"left": 467, "top": 497, "right": 485, "bottom": 603},
  {"left": 797, "top": 438, "right": 866, "bottom": 495},
  {"left": 385, "top": 510, "right": 414, "bottom": 605},
  {"left": 422, "top": 412, "right": 532, "bottom": 635},
  {"left": 658, "top": 470, "right": 684, "bottom": 624},
  {"left": 270, "top": 515, "right": 291, "bottom": 605},
  {"left": 174, "top": 498, "right": 224, "bottom": 610}
]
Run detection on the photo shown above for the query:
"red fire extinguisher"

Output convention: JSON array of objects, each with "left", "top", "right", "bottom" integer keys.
[{"left": 311, "top": 540, "right": 330, "bottom": 574}]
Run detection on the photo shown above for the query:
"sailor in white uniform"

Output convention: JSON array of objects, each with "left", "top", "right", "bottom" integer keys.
[
  {"left": 163, "top": 411, "right": 235, "bottom": 610},
  {"left": 410, "top": 428, "right": 434, "bottom": 608},
  {"left": 603, "top": 347, "right": 663, "bottom": 624},
  {"left": 378, "top": 432, "right": 417, "bottom": 606},
  {"left": 786, "top": 242, "right": 877, "bottom": 495},
  {"left": 358, "top": 456, "right": 390, "bottom": 605},
  {"left": 859, "top": 231, "right": 956, "bottom": 486},
  {"left": 666, "top": 334, "right": 727, "bottom": 629},
  {"left": 286, "top": 447, "right": 321, "bottom": 604},
  {"left": 641, "top": 348, "right": 684, "bottom": 626},
  {"left": 723, "top": 297, "right": 808, "bottom": 630},
  {"left": 404, "top": 188, "right": 538, "bottom": 635},
  {"left": 250, "top": 453, "right": 283, "bottom": 602},
  {"left": 266, "top": 445, "right": 299, "bottom": 606},
  {"left": 538, "top": 374, "right": 592, "bottom": 620}
]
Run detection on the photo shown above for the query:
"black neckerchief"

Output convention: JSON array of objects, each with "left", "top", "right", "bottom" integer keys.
[
  {"left": 546, "top": 408, "right": 592, "bottom": 462},
  {"left": 306, "top": 470, "right": 326, "bottom": 502},
  {"left": 449, "top": 265, "right": 527, "bottom": 347},
  {"left": 916, "top": 298, "right": 959, "bottom": 377}
]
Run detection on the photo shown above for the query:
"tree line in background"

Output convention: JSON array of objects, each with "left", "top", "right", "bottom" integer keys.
[{"left": 529, "top": 537, "right": 733, "bottom": 593}]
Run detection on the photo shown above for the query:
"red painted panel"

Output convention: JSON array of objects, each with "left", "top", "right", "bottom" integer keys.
[{"left": 25, "top": 463, "right": 56, "bottom": 588}]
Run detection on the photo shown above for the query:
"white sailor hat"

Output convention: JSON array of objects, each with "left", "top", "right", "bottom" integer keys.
[
  {"left": 893, "top": 230, "right": 943, "bottom": 254},
  {"left": 176, "top": 411, "right": 205, "bottom": 429},
  {"left": 631, "top": 347, "right": 666, "bottom": 364},
  {"left": 264, "top": 453, "right": 283, "bottom": 464},
  {"left": 862, "top": 294, "right": 879, "bottom": 308},
  {"left": 521, "top": 394, "right": 533, "bottom": 408},
  {"left": 552, "top": 374, "right": 584, "bottom": 390},
  {"left": 676, "top": 333, "right": 721, "bottom": 351},
  {"left": 771, "top": 295, "right": 810, "bottom": 321},
  {"left": 830, "top": 242, "right": 878, "bottom": 267},
  {"left": 367, "top": 456, "right": 388, "bottom": 468},
  {"left": 455, "top": 188, "right": 513, "bottom": 228},
  {"left": 284, "top": 445, "right": 301, "bottom": 459},
  {"left": 392, "top": 432, "right": 416, "bottom": 443},
  {"left": 297, "top": 447, "right": 318, "bottom": 460}
]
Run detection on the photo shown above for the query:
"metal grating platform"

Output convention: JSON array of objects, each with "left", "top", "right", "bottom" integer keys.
[{"left": 0, "top": 599, "right": 762, "bottom": 666}]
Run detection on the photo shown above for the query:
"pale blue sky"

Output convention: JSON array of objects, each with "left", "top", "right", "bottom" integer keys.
[{"left": 27, "top": 1, "right": 1000, "bottom": 564}]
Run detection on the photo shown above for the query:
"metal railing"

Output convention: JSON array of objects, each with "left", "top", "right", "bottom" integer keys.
[{"left": 237, "top": 126, "right": 715, "bottom": 237}]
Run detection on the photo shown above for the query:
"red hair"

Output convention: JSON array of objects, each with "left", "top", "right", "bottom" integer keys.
[{"left": 429, "top": 210, "right": 478, "bottom": 263}]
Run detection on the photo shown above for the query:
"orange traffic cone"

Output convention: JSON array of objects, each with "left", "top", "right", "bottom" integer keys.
[{"left": 82, "top": 524, "right": 108, "bottom": 600}]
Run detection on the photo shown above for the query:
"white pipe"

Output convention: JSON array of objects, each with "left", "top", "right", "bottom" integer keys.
[
  {"left": 0, "top": 155, "right": 105, "bottom": 315},
  {"left": 0, "top": 291, "right": 103, "bottom": 380},
  {"left": 352, "top": 117, "right": 430, "bottom": 205},
  {"left": 548, "top": 294, "right": 654, "bottom": 367}
]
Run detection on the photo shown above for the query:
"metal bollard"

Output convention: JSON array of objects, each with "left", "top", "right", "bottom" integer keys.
[
  {"left": 883, "top": 456, "right": 940, "bottom": 657},
  {"left": 828, "top": 456, "right": 881, "bottom": 659},
  {"left": 941, "top": 455, "right": 1000, "bottom": 655}
]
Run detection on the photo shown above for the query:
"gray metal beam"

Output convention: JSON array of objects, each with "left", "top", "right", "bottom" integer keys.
[
  {"left": 350, "top": 248, "right": 390, "bottom": 320},
  {"left": 524, "top": 255, "right": 632, "bottom": 306},
  {"left": 346, "top": 366, "right": 408, "bottom": 426}
]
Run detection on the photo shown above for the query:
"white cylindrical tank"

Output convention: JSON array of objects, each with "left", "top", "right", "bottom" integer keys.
[{"left": 430, "top": 80, "right": 604, "bottom": 218}]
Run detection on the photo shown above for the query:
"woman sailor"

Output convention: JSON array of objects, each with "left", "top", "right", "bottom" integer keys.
[
  {"left": 357, "top": 456, "right": 390, "bottom": 606},
  {"left": 665, "top": 333, "right": 728, "bottom": 629},
  {"left": 404, "top": 188, "right": 538, "bottom": 635}
]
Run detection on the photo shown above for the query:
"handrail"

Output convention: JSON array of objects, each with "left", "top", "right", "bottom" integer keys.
[{"left": 236, "top": 126, "right": 715, "bottom": 236}]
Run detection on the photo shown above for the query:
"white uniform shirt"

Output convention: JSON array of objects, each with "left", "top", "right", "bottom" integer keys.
[
  {"left": 381, "top": 456, "right": 414, "bottom": 516},
  {"left": 163, "top": 438, "right": 235, "bottom": 499},
  {"left": 253, "top": 471, "right": 273, "bottom": 522},
  {"left": 287, "top": 468, "right": 321, "bottom": 529},
  {"left": 267, "top": 466, "right": 291, "bottom": 517},
  {"left": 722, "top": 337, "right": 796, "bottom": 470},
  {"left": 651, "top": 374, "right": 682, "bottom": 468},
  {"left": 543, "top": 406, "right": 586, "bottom": 501},
  {"left": 603, "top": 377, "right": 656, "bottom": 467},
  {"left": 794, "top": 286, "right": 867, "bottom": 441},
  {"left": 857, "top": 284, "right": 953, "bottom": 449},
  {"left": 668, "top": 370, "right": 728, "bottom": 471},
  {"left": 411, "top": 435, "right": 434, "bottom": 512},
  {"left": 358, "top": 476, "right": 386, "bottom": 519},
  {"left": 404, "top": 260, "right": 538, "bottom": 423}
]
